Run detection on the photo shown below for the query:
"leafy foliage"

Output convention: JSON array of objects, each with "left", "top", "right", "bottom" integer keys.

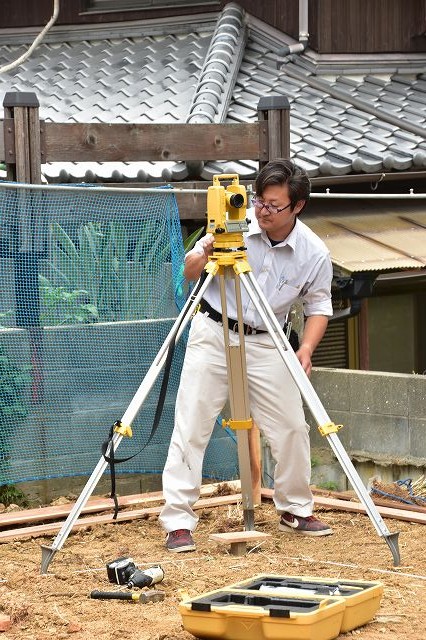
[
  {"left": 0, "top": 483, "right": 29, "bottom": 507},
  {"left": 0, "top": 345, "right": 32, "bottom": 422},
  {"left": 40, "top": 220, "right": 174, "bottom": 323},
  {"left": 0, "top": 344, "right": 32, "bottom": 486},
  {"left": 39, "top": 277, "right": 99, "bottom": 325},
  {"left": 183, "top": 227, "right": 204, "bottom": 253}
]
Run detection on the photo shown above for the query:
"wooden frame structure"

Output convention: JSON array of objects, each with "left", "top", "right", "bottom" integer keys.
[
  {"left": 0, "top": 91, "right": 292, "bottom": 504},
  {"left": 1, "top": 92, "right": 290, "bottom": 219}
]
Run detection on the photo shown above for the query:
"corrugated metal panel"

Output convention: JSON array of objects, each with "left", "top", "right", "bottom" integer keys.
[{"left": 305, "top": 210, "right": 426, "bottom": 273}]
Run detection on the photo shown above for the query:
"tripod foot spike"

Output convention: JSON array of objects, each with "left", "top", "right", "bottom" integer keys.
[
  {"left": 384, "top": 531, "right": 401, "bottom": 566},
  {"left": 41, "top": 544, "right": 58, "bottom": 574}
]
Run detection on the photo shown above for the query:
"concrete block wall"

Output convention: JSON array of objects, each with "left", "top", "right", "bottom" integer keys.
[{"left": 264, "top": 368, "right": 426, "bottom": 491}]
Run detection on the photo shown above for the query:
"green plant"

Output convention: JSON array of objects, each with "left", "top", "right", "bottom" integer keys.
[
  {"left": 183, "top": 227, "right": 205, "bottom": 253},
  {"left": 0, "top": 345, "right": 32, "bottom": 421},
  {"left": 318, "top": 481, "right": 339, "bottom": 491},
  {"left": 174, "top": 227, "right": 205, "bottom": 299},
  {"left": 40, "top": 220, "right": 174, "bottom": 323},
  {"left": 39, "top": 276, "right": 99, "bottom": 325},
  {"left": 0, "top": 483, "right": 29, "bottom": 507},
  {"left": 310, "top": 455, "right": 320, "bottom": 469},
  {"left": 0, "top": 344, "right": 32, "bottom": 482}
]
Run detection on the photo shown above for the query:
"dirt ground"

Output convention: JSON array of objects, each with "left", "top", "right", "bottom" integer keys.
[{"left": 0, "top": 493, "right": 425, "bottom": 640}]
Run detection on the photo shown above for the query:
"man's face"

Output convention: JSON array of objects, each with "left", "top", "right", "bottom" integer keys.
[{"left": 253, "top": 184, "right": 305, "bottom": 240}]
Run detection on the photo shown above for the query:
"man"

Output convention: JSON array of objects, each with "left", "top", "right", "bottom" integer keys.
[{"left": 159, "top": 158, "right": 333, "bottom": 552}]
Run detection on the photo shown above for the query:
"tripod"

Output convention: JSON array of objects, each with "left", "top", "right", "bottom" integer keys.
[{"left": 40, "top": 176, "right": 401, "bottom": 572}]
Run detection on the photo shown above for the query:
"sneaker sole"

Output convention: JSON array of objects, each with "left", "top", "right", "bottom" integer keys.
[
  {"left": 167, "top": 544, "right": 196, "bottom": 553},
  {"left": 279, "top": 523, "right": 333, "bottom": 537}
]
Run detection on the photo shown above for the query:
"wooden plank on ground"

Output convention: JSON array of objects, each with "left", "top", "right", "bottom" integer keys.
[
  {"left": 311, "top": 487, "right": 426, "bottom": 515},
  {"left": 0, "top": 492, "right": 162, "bottom": 528},
  {"left": 0, "top": 492, "right": 243, "bottom": 543},
  {"left": 209, "top": 530, "right": 271, "bottom": 556},
  {"left": 261, "top": 488, "right": 426, "bottom": 525},
  {"left": 0, "top": 481, "right": 240, "bottom": 529},
  {"left": 314, "top": 495, "right": 426, "bottom": 524}
]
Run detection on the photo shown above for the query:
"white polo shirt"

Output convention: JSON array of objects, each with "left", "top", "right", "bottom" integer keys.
[{"left": 190, "top": 213, "right": 333, "bottom": 329}]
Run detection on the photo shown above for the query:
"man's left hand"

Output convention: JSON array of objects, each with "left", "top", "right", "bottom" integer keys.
[{"left": 296, "top": 344, "right": 313, "bottom": 376}]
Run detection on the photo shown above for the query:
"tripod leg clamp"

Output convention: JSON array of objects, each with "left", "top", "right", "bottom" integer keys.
[
  {"left": 205, "top": 260, "right": 219, "bottom": 276},
  {"left": 222, "top": 418, "right": 253, "bottom": 430},
  {"left": 113, "top": 421, "right": 133, "bottom": 438},
  {"left": 318, "top": 422, "right": 343, "bottom": 437},
  {"left": 233, "top": 259, "right": 251, "bottom": 275}
]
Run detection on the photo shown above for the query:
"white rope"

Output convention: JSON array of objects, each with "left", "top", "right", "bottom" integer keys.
[
  {"left": 0, "top": 182, "right": 206, "bottom": 195},
  {"left": 0, "top": 0, "right": 60, "bottom": 75},
  {"left": 279, "top": 555, "right": 426, "bottom": 581},
  {"left": 0, "top": 181, "right": 425, "bottom": 199}
]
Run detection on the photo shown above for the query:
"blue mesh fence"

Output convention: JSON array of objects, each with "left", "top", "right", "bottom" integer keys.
[{"left": 0, "top": 182, "right": 237, "bottom": 486}]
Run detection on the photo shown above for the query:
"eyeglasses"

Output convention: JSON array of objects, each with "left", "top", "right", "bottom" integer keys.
[{"left": 251, "top": 197, "right": 292, "bottom": 215}]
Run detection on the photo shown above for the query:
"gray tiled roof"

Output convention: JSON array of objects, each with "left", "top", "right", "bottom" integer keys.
[{"left": 0, "top": 4, "right": 425, "bottom": 182}]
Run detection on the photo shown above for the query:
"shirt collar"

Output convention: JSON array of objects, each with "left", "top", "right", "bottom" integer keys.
[{"left": 246, "top": 211, "right": 300, "bottom": 250}]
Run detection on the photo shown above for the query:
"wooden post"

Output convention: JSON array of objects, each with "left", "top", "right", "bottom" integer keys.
[
  {"left": 249, "top": 423, "right": 262, "bottom": 505},
  {"left": 257, "top": 96, "right": 291, "bottom": 169},
  {"left": 3, "top": 92, "right": 44, "bottom": 402},
  {"left": 3, "top": 91, "right": 41, "bottom": 184},
  {"left": 250, "top": 98, "right": 290, "bottom": 503}
]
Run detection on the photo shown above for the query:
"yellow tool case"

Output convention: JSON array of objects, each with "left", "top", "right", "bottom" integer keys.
[
  {"left": 179, "top": 589, "right": 346, "bottom": 640},
  {"left": 226, "top": 574, "right": 384, "bottom": 633}
]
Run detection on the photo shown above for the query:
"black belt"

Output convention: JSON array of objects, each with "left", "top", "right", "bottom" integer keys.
[
  {"left": 199, "top": 299, "right": 267, "bottom": 335},
  {"left": 199, "top": 298, "right": 300, "bottom": 350}
]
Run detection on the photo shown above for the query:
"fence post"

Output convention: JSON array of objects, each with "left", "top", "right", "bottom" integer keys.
[
  {"left": 2, "top": 92, "right": 44, "bottom": 403},
  {"left": 257, "top": 96, "right": 290, "bottom": 169},
  {"left": 3, "top": 91, "right": 42, "bottom": 184},
  {"left": 253, "top": 95, "right": 291, "bottom": 499}
]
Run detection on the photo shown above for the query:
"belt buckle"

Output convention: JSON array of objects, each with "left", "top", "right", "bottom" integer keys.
[{"left": 231, "top": 321, "right": 239, "bottom": 333}]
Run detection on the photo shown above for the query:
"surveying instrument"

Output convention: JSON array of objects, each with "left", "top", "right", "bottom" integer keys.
[{"left": 40, "top": 174, "right": 401, "bottom": 573}]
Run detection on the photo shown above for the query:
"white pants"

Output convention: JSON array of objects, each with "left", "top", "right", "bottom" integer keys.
[{"left": 159, "top": 312, "right": 314, "bottom": 533}]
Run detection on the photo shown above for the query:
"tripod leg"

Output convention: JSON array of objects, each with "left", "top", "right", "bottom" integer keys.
[
  {"left": 40, "top": 273, "right": 215, "bottom": 573},
  {"left": 218, "top": 271, "right": 255, "bottom": 530},
  {"left": 238, "top": 269, "right": 401, "bottom": 566}
]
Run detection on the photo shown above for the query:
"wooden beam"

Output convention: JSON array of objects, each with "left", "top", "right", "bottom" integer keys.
[
  {"left": 0, "top": 481, "right": 240, "bottom": 529},
  {"left": 0, "top": 493, "right": 244, "bottom": 542},
  {"left": 261, "top": 488, "right": 426, "bottom": 524},
  {"left": 314, "top": 494, "right": 426, "bottom": 524},
  {"left": 43, "top": 122, "right": 264, "bottom": 163},
  {"left": 311, "top": 486, "right": 426, "bottom": 515},
  {"left": 249, "top": 423, "right": 262, "bottom": 506}
]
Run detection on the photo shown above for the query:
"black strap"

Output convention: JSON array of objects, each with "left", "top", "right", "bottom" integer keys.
[{"left": 102, "top": 272, "right": 207, "bottom": 519}]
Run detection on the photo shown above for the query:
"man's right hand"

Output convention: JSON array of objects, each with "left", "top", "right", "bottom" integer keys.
[{"left": 183, "top": 234, "right": 214, "bottom": 281}]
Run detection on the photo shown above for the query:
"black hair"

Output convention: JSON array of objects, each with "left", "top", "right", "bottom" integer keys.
[{"left": 255, "top": 158, "right": 311, "bottom": 211}]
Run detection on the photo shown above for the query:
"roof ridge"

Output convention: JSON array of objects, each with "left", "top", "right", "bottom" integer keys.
[{"left": 186, "top": 2, "right": 246, "bottom": 125}]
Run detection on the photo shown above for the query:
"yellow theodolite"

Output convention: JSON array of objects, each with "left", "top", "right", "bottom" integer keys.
[{"left": 205, "top": 174, "right": 252, "bottom": 277}]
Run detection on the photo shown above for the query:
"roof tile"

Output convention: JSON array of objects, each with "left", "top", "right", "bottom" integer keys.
[{"left": 0, "top": 10, "right": 424, "bottom": 181}]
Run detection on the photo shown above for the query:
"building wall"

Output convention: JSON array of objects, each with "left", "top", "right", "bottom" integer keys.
[
  {"left": 310, "top": 0, "right": 426, "bottom": 53},
  {"left": 0, "top": 0, "right": 424, "bottom": 54}
]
